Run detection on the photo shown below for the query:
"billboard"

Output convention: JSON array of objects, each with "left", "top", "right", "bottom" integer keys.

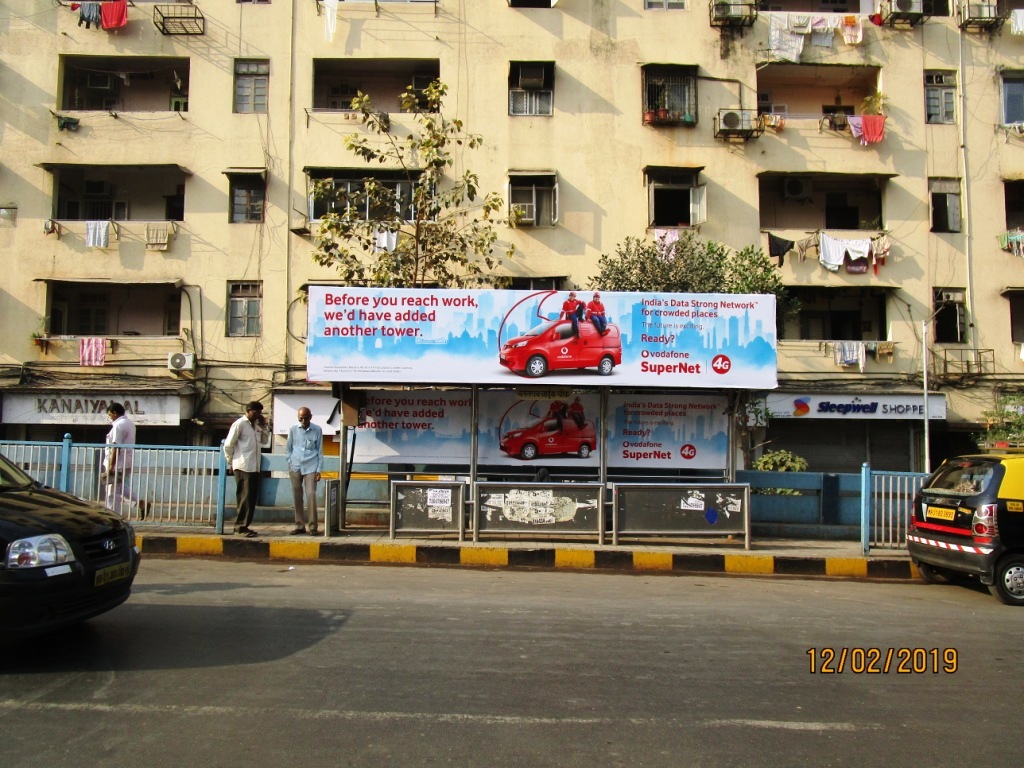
[{"left": 307, "top": 287, "right": 777, "bottom": 389}]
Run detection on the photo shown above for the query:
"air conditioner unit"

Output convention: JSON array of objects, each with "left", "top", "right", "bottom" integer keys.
[
  {"left": 518, "top": 64, "right": 546, "bottom": 90},
  {"left": 713, "top": 2, "right": 746, "bottom": 18},
  {"left": 720, "top": 109, "right": 754, "bottom": 131},
  {"left": 895, "top": 0, "right": 924, "bottom": 12},
  {"left": 783, "top": 178, "right": 813, "bottom": 201},
  {"left": 939, "top": 290, "right": 965, "bottom": 303},
  {"left": 168, "top": 352, "right": 195, "bottom": 372},
  {"left": 967, "top": 2, "right": 996, "bottom": 17}
]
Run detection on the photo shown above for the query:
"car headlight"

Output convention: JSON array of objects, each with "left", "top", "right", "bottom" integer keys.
[
  {"left": 6, "top": 534, "right": 76, "bottom": 569},
  {"left": 513, "top": 341, "right": 527, "bottom": 348}
]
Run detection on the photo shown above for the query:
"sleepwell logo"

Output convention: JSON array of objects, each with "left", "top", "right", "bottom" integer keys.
[
  {"left": 792, "top": 397, "right": 811, "bottom": 416},
  {"left": 815, "top": 397, "right": 879, "bottom": 415}
]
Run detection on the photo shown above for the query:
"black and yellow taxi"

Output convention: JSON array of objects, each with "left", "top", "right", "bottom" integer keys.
[{"left": 908, "top": 453, "right": 1024, "bottom": 605}]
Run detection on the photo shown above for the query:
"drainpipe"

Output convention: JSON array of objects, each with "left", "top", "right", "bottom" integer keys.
[
  {"left": 285, "top": 0, "right": 299, "bottom": 370},
  {"left": 959, "top": 27, "right": 977, "bottom": 351}
]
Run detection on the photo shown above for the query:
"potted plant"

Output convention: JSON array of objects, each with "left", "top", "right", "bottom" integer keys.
[
  {"left": 657, "top": 88, "right": 670, "bottom": 122},
  {"left": 861, "top": 90, "right": 888, "bottom": 116}
]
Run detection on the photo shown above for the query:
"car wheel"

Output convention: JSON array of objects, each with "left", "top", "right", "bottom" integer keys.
[
  {"left": 520, "top": 443, "right": 538, "bottom": 461},
  {"left": 597, "top": 356, "right": 614, "bottom": 376},
  {"left": 916, "top": 562, "right": 953, "bottom": 585},
  {"left": 578, "top": 444, "right": 591, "bottom": 459},
  {"left": 989, "top": 554, "right": 1024, "bottom": 605},
  {"left": 526, "top": 355, "right": 548, "bottom": 378}
]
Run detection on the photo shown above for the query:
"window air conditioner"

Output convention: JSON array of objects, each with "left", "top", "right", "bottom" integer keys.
[
  {"left": 967, "top": 2, "right": 996, "bottom": 17},
  {"left": 895, "top": 0, "right": 924, "bottom": 12},
  {"left": 168, "top": 352, "right": 195, "bottom": 372},
  {"left": 783, "top": 178, "right": 813, "bottom": 201},
  {"left": 713, "top": 2, "right": 746, "bottom": 17},
  {"left": 518, "top": 64, "right": 546, "bottom": 90}
]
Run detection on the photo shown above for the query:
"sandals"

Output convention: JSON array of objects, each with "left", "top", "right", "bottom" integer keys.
[{"left": 235, "top": 527, "right": 258, "bottom": 538}]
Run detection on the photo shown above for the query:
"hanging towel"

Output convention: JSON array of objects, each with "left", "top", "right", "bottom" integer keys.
[
  {"left": 847, "top": 116, "right": 866, "bottom": 144},
  {"left": 861, "top": 115, "right": 886, "bottom": 144},
  {"left": 86, "top": 220, "right": 109, "bottom": 248},
  {"left": 79, "top": 2, "right": 101, "bottom": 28},
  {"left": 79, "top": 337, "right": 106, "bottom": 367},
  {"left": 810, "top": 16, "right": 835, "bottom": 47},
  {"left": 789, "top": 14, "right": 812, "bottom": 33},
  {"left": 323, "top": 0, "right": 339, "bottom": 42},
  {"left": 654, "top": 228, "right": 680, "bottom": 250},
  {"left": 818, "top": 232, "right": 845, "bottom": 272},
  {"left": 833, "top": 341, "right": 866, "bottom": 372},
  {"left": 845, "top": 253, "right": 868, "bottom": 274},
  {"left": 145, "top": 223, "right": 170, "bottom": 251},
  {"left": 768, "top": 14, "right": 805, "bottom": 63},
  {"left": 870, "top": 234, "right": 891, "bottom": 274},
  {"left": 100, "top": 0, "right": 127, "bottom": 30},
  {"left": 840, "top": 16, "right": 863, "bottom": 45},
  {"left": 845, "top": 238, "right": 872, "bottom": 262}
]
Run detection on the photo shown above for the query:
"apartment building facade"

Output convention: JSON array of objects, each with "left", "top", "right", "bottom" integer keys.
[{"left": 1, "top": 0, "right": 1022, "bottom": 471}]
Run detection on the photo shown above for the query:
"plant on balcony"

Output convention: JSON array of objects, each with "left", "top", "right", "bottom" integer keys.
[
  {"left": 976, "top": 393, "right": 1024, "bottom": 449},
  {"left": 861, "top": 90, "right": 888, "bottom": 116}
]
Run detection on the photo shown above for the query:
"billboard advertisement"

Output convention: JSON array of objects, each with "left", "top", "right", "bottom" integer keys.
[
  {"left": 337, "top": 388, "right": 728, "bottom": 470},
  {"left": 307, "top": 287, "right": 777, "bottom": 389}
]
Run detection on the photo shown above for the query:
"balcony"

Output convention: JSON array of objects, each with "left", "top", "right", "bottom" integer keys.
[
  {"left": 930, "top": 348, "right": 995, "bottom": 380},
  {"left": 153, "top": 4, "right": 205, "bottom": 35},
  {"left": 60, "top": 56, "right": 190, "bottom": 113}
]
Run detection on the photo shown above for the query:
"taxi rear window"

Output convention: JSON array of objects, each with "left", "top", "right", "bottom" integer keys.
[{"left": 924, "top": 459, "right": 997, "bottom": 496}]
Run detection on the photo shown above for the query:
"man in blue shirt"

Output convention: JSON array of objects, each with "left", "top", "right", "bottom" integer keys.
[{"left": 285, "top": 406, "right": 324, "bottom": 535}]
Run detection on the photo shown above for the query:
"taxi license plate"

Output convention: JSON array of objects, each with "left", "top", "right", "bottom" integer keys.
[
  {"left": 94, "top": 561, "right": 131, "bottom": 587},
  {"left": 927, "top": 507, "right": 957, "bottom": 521}
]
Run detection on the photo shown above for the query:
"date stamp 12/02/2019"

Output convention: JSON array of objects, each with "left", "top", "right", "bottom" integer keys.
[{"left": 807, "top": 647, "right": 958, "bottom": 674}]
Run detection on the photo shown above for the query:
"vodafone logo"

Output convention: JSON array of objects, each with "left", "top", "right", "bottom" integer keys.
[{"left": 793, "top": 398, "right": 811, "bottom": 416}]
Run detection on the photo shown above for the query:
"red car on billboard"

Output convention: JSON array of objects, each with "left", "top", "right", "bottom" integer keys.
[
  {"left": 500, "top": 416, "right": 597, "bottom": 460},
  {"left": 499, "top": 319, "right": 622, "bottom": 378}
]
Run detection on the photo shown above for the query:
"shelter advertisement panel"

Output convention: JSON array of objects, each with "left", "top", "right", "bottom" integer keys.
[
  {"left": 606, "top": 394, "right": 728, "bottom": 469},
  {"left": 307, "top": 287, "right": 777, "bottom": 388}
]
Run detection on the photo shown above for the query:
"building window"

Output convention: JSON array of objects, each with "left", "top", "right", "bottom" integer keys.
[
  {"left": 1002, "top": 72, "right": 1024, "bottom": 125},
  {"left": 234, "top": 60, "right": 269, "bottom": 114},
  {"left": 930, "top": 178, "right": 961, "bottom": 233},
  {"left": 1009, "top": 294, "right": 1024, "bottom": 344},
  {"left": 642, "top": 65, "right": 698, "bottom": 125},
  {"left": 509, "top": 173, "right": 558, "bottom": 227},
  {"left": 925, "top": 71, "right": 956, "bottom": 124},
  {"left": 229, "top": 176, "right": 265, "bottom": 223},
  {"left": 645, "top": 167, "right": 706, "bottom": 228},
  {"left": 645, "top": 0, "right": 687, "bottom": 8},
  {"left": 933, "top": 288, "right": 967, "bottom": 344},
  {"left": 508, "top": 62, "right": 554, "bottom": 117},
  {"left": 508, "top": 0, "right": 557, "bottom": 7},
  {"left": 307, "top": 170, "right": 420, "bottom": 222},
  {"left": 228, "top": 282, "right": 262, "bottom": 337}
]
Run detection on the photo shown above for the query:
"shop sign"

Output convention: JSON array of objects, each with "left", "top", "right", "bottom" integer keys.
[
  {"left": 3, "top": 393, "right": 186, "bottom": 426},
  {"left": 764, "top": 393, "right": 947, "bottom": 420}
]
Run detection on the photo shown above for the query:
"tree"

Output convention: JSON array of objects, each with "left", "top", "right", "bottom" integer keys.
[
  {"left": 311, "top": 80, "right": 515, "bottom": 288},
  {"left": 593, "top": 231, "right": 796, "bottom": 469}
]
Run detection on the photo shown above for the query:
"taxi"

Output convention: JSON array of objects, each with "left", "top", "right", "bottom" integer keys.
[{"left": 907, "top": 453, "right": 1024, "bottom": 605}]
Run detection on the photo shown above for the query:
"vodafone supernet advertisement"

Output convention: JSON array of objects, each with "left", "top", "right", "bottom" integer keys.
[{"left": 307, "top": 287, "right": 777, "bottom": 389}]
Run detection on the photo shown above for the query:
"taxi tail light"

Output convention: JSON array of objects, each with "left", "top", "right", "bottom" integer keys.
[{"left": 972, "top": 503, "right": 998, "bottom": 540}]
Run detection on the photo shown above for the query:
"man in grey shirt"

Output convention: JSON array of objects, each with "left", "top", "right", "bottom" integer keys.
[{"left": 285, "top": 406, "right": 324, "bottom": 535}]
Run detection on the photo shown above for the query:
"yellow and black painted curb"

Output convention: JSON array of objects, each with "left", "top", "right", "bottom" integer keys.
[{"left": 137, "top": 534, "right": 916, "bottom": 581}]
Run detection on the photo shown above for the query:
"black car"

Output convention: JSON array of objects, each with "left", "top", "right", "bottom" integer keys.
[
  {"left": 0, "top": 451, "right": 140, "bottom": 638},
  {"left": 907, "top": 453, "right": 1024, "bottom": 605}
]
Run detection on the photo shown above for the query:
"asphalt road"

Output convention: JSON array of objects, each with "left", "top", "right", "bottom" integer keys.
[{"left": 2, "top": 560, "right": 1022, "bottom": 767}]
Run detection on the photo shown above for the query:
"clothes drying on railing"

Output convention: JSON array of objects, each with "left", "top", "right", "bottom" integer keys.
[
  {"left": 832, "top": 341, "right": 866, "bottom": 372},
  {"left": 86, "top": 220, "right": 109, "bottom": 248}
]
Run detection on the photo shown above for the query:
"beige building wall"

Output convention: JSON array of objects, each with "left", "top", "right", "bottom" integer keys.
[{"left": 1, "top": 0, "right": 1022, "bottom": 463}]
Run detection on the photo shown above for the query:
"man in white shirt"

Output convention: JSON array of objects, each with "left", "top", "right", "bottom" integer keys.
[
  {"left": 103, "top": 402, "right": 145, "bottom": 519},
  {"left": 223, "top": 400, "right": 271, "bottom": 537}
]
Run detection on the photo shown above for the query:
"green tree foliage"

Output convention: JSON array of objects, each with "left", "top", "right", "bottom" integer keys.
[
  {"left": 593, "top": 231, "right": 796, "bottom": 469},
  {"left": 311, "top": 80, "right": 515, "bottom": 288},
  {"left": 751, "top": 449, "right": 809, "bottom": 495}
]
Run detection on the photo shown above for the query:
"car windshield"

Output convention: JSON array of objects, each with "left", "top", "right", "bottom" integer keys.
[
  {"left": 923, "top": 458, "right": 996, "bottom": 496},
  {"left": 0, "top": 452, "right": 36, "bottom": 491},
  {"left": 523, "top": 320, "right": 559, "bottom": 337}
]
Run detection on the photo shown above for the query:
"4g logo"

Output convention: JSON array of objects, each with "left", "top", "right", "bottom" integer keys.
[
  {"left": 711, "top": 354, "right": 731, "bottom": 375},
  {"left": 679, "top": 444, "right": 697, "bottom": 460}
]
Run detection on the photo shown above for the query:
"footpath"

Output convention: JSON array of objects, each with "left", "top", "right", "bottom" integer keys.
[{"left": 135, "top": 523, "right": 918, "bottom": 582}]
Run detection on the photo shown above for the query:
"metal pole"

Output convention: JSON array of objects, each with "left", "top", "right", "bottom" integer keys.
[{"left": 922, "top": 320, "right": 931, "bottom": 473}]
